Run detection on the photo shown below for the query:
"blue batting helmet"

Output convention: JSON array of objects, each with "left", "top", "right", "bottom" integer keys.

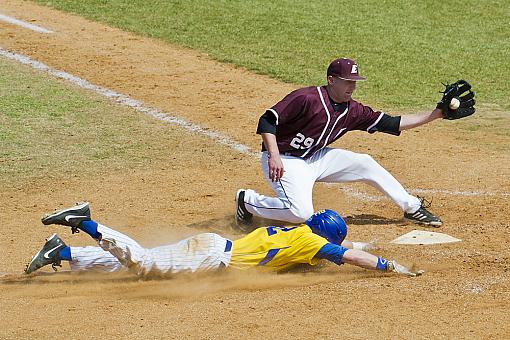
[{"left": 305, "top": 209, "right": 348, "bottom": 245}]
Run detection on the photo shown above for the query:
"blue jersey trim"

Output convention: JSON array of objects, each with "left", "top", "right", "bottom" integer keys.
[
  {"left": 266, "top": 226, "right": 298, "bottom": 236},
  {"left": 315, "top": 243, "right": 348, "bottom": 265},
  {"left": 258, "top": 248, "right": 281, "bottom": 266}
]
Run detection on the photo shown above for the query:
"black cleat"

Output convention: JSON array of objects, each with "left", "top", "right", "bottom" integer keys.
[
  {"left": 41, "top": 202, "right": 91, "bottom": 234},
  {"left": 25, "top": 233, "right": 66, "bottom": 274},
  {"left": 235, "top": 189, "right": 253, "bottom": 232},
  {"left": 404, "top": 197, "right": 442, "bottom": 227}
]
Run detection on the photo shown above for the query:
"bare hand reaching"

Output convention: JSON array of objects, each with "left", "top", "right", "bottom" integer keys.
[{"left": 268, "top": 152, "right": 284, "bottom": 182}]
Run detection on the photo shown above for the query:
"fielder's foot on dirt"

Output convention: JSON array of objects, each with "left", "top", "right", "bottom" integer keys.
[
  {"left": 404, "top": 197, "right": 442, "bottom": 227},
  {"left": 25, "top": 233, "right": 66, "bottom": 274},
  {"left": 235, "top": 189, "right": 253, "bottom": 232},
  {"left": 41, "top": 202, "right": 91, "bottom": 234}
]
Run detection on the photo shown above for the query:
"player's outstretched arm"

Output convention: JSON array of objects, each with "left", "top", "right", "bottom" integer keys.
[
  {"left": 399, "top": 109, "right": 443, "bottom": 131},
  {"left": 342, "top": 249, "right": 423, "bottom": 277},
  {"left": 316, "top": 243, "right": 423, "bottom": 277},
  {"left": 399, "top": 80, "right": 476, "bottom": 130}
]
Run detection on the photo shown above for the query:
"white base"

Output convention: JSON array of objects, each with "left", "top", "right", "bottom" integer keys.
[{"left": 391, "top": 230, "right": 461, "bottom": 245}]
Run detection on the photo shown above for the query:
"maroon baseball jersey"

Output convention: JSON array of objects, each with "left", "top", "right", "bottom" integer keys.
[{"left": 264, "top": 86, "right": 385, "bottom": 159}]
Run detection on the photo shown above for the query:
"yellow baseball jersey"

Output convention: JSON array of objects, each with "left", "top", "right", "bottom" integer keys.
[{"left": 229, "top": 225, "right": 329, "bottom": 271}]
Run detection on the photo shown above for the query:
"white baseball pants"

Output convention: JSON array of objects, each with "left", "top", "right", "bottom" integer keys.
[
  {"left": 243, "top": 148, "right": 421, "bottom": 223},
  {"left": 69, "top": 224, "right": 232, "bottom": 276}
]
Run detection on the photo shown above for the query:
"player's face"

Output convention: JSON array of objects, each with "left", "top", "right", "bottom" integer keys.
[{"left": 328, "top": 76, "right": 357, "bottom": 103}]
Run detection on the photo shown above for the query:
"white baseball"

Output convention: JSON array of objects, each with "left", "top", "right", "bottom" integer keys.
[{"left": 449, "top": 98, "right": 460, "bottom": 110}]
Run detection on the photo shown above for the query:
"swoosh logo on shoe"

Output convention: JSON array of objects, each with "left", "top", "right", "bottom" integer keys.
[
  {"left": 64, "top": 215, "right": 88, "bottom": 222},
  {"left": 43, "top": 245, "right": 62, "bottom": 259}
]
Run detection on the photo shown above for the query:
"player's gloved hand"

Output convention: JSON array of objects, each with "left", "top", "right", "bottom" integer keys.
[
  {"left": 100, "top": 238, "right": 142, "bottom": 275},
  {"left": 387, "top": 260, "right": 424, "bottom": 277},
  {"left": 436, "top": 79, "right": 476, "bottom": 120},
  {"left": 99, "top": 237, "right": 124, "bottom": 261}
]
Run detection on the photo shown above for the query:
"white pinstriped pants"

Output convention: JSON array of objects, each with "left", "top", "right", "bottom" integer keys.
[
  {"left": 243, "top": 148, "right": 421, "bottom": 223},
  {"left": 69, "top": 224, "right": 232, "bottom": 275}
]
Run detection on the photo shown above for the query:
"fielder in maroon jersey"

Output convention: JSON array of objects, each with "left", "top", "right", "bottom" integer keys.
[{"left": 235, "top": 58, "right": 447, "bottom": 230}]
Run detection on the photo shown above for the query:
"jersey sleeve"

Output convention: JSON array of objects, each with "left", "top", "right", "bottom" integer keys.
[
  {"left": 371, "top": 113, "right": 401, "bottom": 135},
  {"left": 256, "top": 110, "right": 277, "bottom": 135},
  {"left": 268, "top": 89, "right": 309, "bottom": 126},
  {"left": 314, "top": 243, "right": 349, "bottom": 265},
  {"left": 348, "top": 101, "right": 385, "bottom": 132}
]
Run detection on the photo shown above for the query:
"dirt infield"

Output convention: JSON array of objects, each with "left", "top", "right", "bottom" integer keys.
[{"left": 1, "top": 1, "right": 510, "bottom": 338}]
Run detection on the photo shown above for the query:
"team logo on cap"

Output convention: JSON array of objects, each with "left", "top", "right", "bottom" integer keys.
[{"left": 351, "top": 65, "right": 358, "bottom": 74}]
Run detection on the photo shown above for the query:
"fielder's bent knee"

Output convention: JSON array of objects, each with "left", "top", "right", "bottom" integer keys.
[
  {"left": 288, "top": 206, "right": 314, "bottom": 223},
  {"left": 354, "top": 153, "right": 380, "bottom": 170}
]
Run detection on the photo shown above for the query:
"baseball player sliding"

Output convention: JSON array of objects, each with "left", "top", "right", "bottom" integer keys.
[
  {"left": 236, "top": 58, "right": 475, "bottom": 229},
  {"left": 25, "top": 202, "right": 422, "bottom": 277}
]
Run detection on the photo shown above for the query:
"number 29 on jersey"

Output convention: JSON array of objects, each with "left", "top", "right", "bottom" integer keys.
[{"left": 290, "top": 133, "right": 314, "bottom": 150}]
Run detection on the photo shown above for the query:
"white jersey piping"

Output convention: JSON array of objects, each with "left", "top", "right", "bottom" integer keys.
[
  {"left": 267, "top": 108, "right": 279, "bottom": 126},
  {"left": 301, "top": 87, "right": 331, "bottom": 158},
  {"left": 367, "top": 111, "right": 385, "bottom": 132},
  {"left": 323, "top": 106, "right": 348, "bottom": 146}
]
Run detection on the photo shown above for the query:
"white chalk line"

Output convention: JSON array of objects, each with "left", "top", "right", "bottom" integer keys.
[
  {"left": 0, "top": 13, "right": 54, "bottom": 34},
  {"left": 1, "top": 47, "right": 508, "bottom": 200},
  {"left": 330, "top": 184, "right": 510, "bottom": 200},
  {"left": 412, "top": 188, "right": 509, "bottom": 198},
  {"left": 0, "top": 47, "right": 257, "bottom": 158}
]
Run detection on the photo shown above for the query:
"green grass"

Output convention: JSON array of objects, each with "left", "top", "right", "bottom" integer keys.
[
  {"left": 0, "top": 58, "right": 179, "bottom": 186},
  {"left": 34, "top": 0, "right": 509, "bottom": 111}
]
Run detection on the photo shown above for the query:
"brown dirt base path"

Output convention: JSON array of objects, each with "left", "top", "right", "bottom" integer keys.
[{"left": 1, "top": 1, "right": 510, "bottom": 338}]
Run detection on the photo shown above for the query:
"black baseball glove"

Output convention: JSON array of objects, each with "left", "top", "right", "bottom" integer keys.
[{"left": 436, "top": 80, "right": 476, "bottom": 120}]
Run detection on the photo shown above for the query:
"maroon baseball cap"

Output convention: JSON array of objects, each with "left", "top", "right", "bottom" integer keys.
[{"left": 327, "top": 58, "right": 366, "bottom": 81}]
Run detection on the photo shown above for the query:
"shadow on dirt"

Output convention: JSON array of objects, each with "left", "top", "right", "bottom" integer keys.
[
  {"left": 0, "top": 270, "right": 143, "bottom": 285},
  {"left": 185, "top": 216, "right": 238, "bottom": 231},
  {"left": 344, "top": 214, "right": 404, "bottom": 226}
]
